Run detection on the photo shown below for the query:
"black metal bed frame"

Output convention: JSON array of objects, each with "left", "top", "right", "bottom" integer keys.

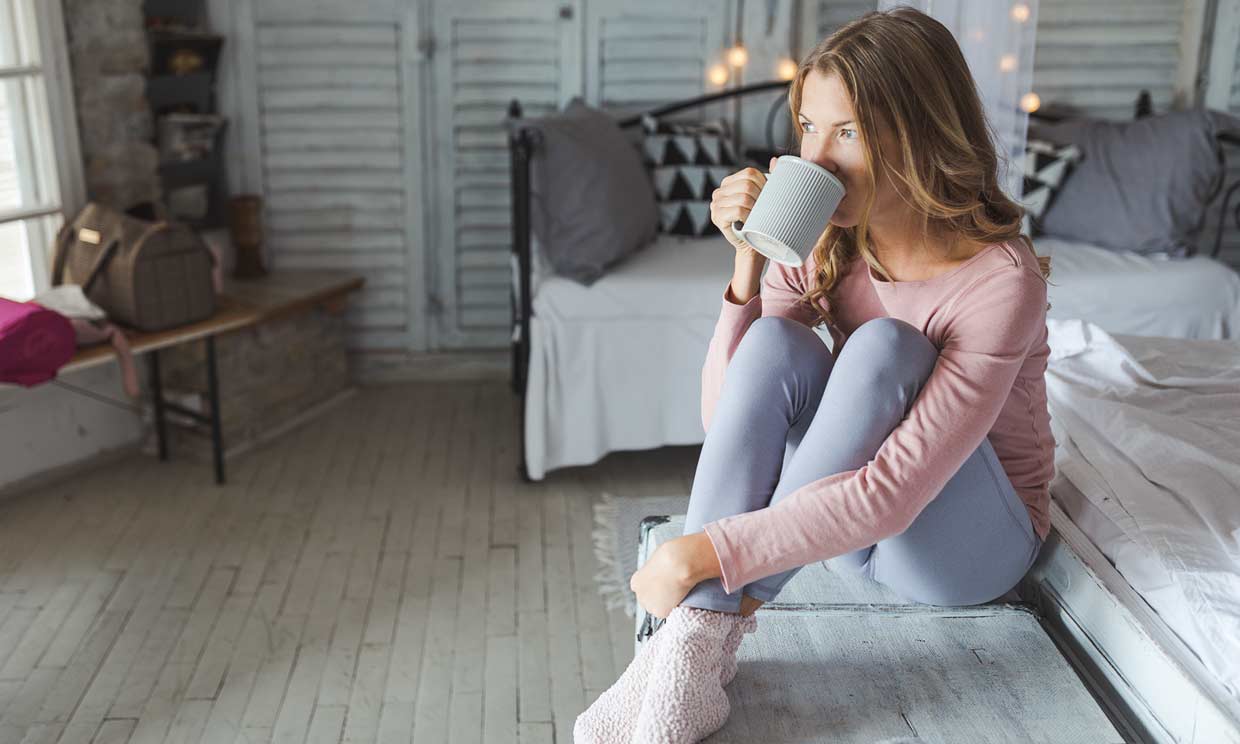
[
  {"left": 506, "top": 83, "right": 1240, "bottom": 482},
  {"left": 505, "top": 80, "right": 792, "bottom": 481}
]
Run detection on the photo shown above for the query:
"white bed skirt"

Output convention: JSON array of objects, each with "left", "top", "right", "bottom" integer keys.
[{"left": 523, "top": 310, "right": 713, "bottom": 480}]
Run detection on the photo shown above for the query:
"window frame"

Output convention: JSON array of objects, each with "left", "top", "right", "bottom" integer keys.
[{"left": 0, "top": 0, "right": 85, "bottom": 299}]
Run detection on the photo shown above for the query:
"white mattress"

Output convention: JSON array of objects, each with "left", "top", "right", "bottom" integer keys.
[
  {"left": 1036, "top": 236, "right": 1240, "bottom": 339},
  {"left": 1045, "top": 320, "right": 1240, "bottom": 704}
]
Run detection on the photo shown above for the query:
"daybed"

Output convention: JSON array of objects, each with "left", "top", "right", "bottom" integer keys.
[
  {"left": 506, "top": 82, "right": 1240, "bottom": 482},
  {"left": 505, "top": 81, "right": 1240, "bottom": 743}
]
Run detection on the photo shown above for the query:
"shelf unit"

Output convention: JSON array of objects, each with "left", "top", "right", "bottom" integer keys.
[{"left": 143, "top": 0, "right": 228, "bottom": 229}]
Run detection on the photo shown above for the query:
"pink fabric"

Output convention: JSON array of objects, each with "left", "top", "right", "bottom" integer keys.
[
  {"left": 699, "top": 239, "right": 1055, "bottom": 595},
  {"left": 0, "top": 299, "right": 75, "bottom": 387},
  {"left": 69, "top": 319, "right": 141, "bottom": 399}
]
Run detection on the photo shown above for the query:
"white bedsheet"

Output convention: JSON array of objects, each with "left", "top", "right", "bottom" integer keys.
[
  {"left": 1044, "top": 318, "right": 1240, "bottom": 701},
  {"left": 1037, "top": 236, "right": 1240, "bottom": 339}
]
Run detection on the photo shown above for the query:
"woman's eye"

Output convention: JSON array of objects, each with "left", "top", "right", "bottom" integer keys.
[
  {"left": 838, "top": 128, "right": 858, "bottom": 141},
  {"left": 799, "top": 120, "right": 816, "bottom": 133}
]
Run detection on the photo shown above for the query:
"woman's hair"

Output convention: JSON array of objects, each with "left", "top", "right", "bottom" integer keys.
[{"left": 790, "top": 6, "right": 1051, "bottom": 328}]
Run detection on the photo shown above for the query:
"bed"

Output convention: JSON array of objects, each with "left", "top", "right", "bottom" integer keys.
[
  {"left": 506, "top": 81, "right": 1240, "bottom": 742},
  {"left": 508, "top": 83, "right": 1240, "bottom": 482},
  {"left": 1026, "top": 320, "right": 1240, "bottom": 742},
  {"left": 517, "top": 230, "right": 1240, "bottom": 482}
]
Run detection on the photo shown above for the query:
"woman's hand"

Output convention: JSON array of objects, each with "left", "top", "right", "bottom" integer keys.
[
  {"left": 710, "top": 156, "right": 778, "bottom": 262},
  {"left": 630, "top": 532, "right": 723, "bottom": 619}
]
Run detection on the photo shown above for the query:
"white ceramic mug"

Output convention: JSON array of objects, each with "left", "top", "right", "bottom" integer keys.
[{"left": 732, "top": 155, "right": 846, "bottom": 267}]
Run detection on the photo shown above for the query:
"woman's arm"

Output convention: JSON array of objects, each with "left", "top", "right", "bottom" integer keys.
[
  {"left": 729, "top": 251, "right": 765, "bottom": 304},
  {"left": 702, "top": 264, "right": 1048, "bottom": 593},
  {"left": 701, "top": 258, "right": 822, "bottom": 433}
]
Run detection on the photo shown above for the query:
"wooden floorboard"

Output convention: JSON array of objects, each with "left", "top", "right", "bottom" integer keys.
[{"left": 0, "top": 381, "right": 702, "bottom": 744}]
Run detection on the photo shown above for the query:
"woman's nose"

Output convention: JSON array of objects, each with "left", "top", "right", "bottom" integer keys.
[{"left": 800, "top": 141, "right": 841, "bottom": 175}]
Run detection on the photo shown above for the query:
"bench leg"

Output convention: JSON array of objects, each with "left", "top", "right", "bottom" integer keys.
[
  {"left": 148, "top": 351, "right": 168, "bottom": 462},
  {"left": 205, "top": 336, "right": 225, "bottom": 485}
]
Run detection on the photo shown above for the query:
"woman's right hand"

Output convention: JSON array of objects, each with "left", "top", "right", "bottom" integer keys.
[{"left": 711, "top": 155, "right": 778, "bottom": 261}]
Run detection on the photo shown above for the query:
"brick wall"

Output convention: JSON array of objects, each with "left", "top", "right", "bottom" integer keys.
[
  {"left": 62, "top": 0, "right": 161, "bottom": 210},
  {"left": 159, "top": 307, "right": 352, "bottom": 457}
]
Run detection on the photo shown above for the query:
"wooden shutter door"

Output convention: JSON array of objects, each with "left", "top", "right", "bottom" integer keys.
[
  {"left": 1033, "top": 1, "right": 1198, "bottom": 119},
  {"left": 426, "top": 0, "right": 581, "bottom": 350},
  {"left": 805, "top": 1, "right": 876, "bottom": 54},
  {"left": 583, "top": 0, "right": 731, "bottom": 116},
  {"left": 238, "top": 0, "right": 428, "bottom": 353}
]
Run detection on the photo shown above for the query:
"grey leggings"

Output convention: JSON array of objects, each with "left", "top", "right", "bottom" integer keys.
[{"left": 681, "top": 316, "right": 1043, "bottom": 614}]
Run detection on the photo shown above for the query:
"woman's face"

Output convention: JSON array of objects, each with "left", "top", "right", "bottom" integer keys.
[{"left": 797, "top": 69, "right": 905, "bottom": 229}]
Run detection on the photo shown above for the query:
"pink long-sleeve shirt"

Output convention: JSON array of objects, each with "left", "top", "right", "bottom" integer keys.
[{"left": 700, "top": 238, "right": 1055, "bottom": 594}]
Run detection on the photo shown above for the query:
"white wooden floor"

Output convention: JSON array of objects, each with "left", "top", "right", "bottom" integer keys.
[{"left": 0, "top": 381, "right": 702, "bottom": 744}]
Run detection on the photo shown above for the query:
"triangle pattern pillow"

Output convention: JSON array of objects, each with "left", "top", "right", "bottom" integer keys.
[
  {"left": 641, "top": 114, "right": 739, "bottom": 236},
  {"left": 1020, "top": 139, "right": 1082, "bottom": 236}
]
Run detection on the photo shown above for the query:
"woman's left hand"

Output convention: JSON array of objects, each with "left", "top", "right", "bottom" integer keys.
[{"left": 630, "top": 533, "right": 720, "bottom": 619}]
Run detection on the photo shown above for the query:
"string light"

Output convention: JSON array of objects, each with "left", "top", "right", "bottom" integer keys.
[
  {"left": 1011, "top": 3, "right": 1030, "bottom": 22},
  {"left": 776, "top": 58, "right": 798, "bottom": 80},
  {"left": 999, "top": 54, "right": 1017, "bottom": 72},
  {"left": 726, "top": 44, "right": 748, "bottom": 68},
  {"left": 707, "top": 63, "right": 729, "bottom": 86},
  {"left": 1020, "top": 92, "right": 1041, "bottom": 113}
]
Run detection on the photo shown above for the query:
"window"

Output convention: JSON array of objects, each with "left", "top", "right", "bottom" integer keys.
[{"left": 0, "top": 0, "right": 82, "bottom": 301}]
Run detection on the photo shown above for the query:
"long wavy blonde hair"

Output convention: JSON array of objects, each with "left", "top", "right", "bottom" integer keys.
[{"left": 791, "top": 7, "right": 1051, "bottom": 328}]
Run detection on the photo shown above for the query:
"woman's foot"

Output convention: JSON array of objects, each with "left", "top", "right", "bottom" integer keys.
[
  {"left": 719, "top": 612, "right": 757, "bottom": 687},
  {"left": 633, "top": 605, "right": 737, "bottom": 743},
  {"left": 573, "top": 611, "right": 675, "bottom": 744}
]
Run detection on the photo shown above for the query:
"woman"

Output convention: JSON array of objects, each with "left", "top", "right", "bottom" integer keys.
[{"left": 576, "top": 7, "right": 1054, "bottom": 743}]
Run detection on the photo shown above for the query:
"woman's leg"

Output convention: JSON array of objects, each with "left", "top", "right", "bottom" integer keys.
[
  {"left": 680, "top": 315, "right": 837, "bottom": 614},
  {"left": 744, "top": 316, "right": 1042, "bottom": 606}
]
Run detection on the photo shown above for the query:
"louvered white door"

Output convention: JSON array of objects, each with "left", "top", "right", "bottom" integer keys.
[
  {"left": 583, "top": 0, "right": 732, "bottom": 117},
  {"left": 808, "top": 0, "right": 875, "bottom": 50},
  {"left": 1034, "top": 1, "right": 1193, "bottom": 119},
  {"left": 807, "top": 1, "right": 1194, "bottom": 121},
  {"left": 426, "top": 0, "right": 580, "bottom": 350},
  {"left": 238, "top": 0, "right": 427, "bottom": 352}
]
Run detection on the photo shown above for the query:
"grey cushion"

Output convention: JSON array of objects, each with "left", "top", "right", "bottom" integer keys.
[
  {"left": 509, "top": 98, "right": 658, "bottom": 286},
  {"left": 1019, "top": 139, "right": 1082, "bottom": 237},
  {"left": 1030, "top": 109, "right": 1236, "bottom": 257},
  {"left": 640, "top": 114, "right": 739, "bottom": 236}
]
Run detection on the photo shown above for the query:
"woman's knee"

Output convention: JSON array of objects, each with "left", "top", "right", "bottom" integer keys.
[
  {"left": 835, "top": 317, "right": 938, "bottom": 384},
  {"left": 732, "top": 317, "right": 833, "bottom": 381}
]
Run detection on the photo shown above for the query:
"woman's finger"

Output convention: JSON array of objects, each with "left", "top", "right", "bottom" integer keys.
[
  {"left": 714, "top": 182, "right": 762, "bottom": 201},
  {"left": 719, "top": 166, "right": 765, "bottom": 188},
  {"left": 714, "top": 193, "right": 757, "bottom": 210}
]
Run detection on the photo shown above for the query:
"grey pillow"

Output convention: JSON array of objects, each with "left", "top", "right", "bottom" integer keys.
[
  {"left": 1030, "top": 109, "right": 1236, "bottom": 257},
  {"left": 509, "top": 98, "right": 658, "bottom": 285}
]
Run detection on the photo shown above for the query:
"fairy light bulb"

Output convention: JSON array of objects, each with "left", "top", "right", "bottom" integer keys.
[
  {"left": 727, "top": 44, "right": 748, "bottom": 68},
  {"left": 999, "top": 54, "right": 1017, "bottom": 72},
  {"left": 1011, "top": 3, "right": 1030, "bottom": 22},
  {"left": 707, "top": 63, "right": 729, "bottom": 86},
  {"left": 776, "top": 58, "right": 798, "bottom": 80},
  {"left": 1020, "top": 92, "right": 1041, "bottom": 113}
]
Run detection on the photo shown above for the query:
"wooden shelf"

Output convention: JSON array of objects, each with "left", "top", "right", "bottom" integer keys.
[{"left": 60, "top": 271, "right": 366, "bottom": 375}]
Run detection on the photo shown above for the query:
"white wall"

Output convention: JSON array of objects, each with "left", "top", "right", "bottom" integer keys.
[{"left": 0, "top": 365, "right": 145, "bottom": 493}]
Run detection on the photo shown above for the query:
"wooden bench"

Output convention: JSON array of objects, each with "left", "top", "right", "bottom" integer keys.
[
  {"left": 60, "top": 270, "right": 364, "bottom": 485},
  {"left": 634, "top": 515, "right": 1127, "bottom": 743}
]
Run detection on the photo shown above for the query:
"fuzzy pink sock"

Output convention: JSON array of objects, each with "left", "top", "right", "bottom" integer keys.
[
  {"left": 719, "top": 612, "right": 757, "bottom": 687},
  {"left": 574, "top": 610, "right": 677, "bottom": 744},
  {"left": 632, "top": 605, "right": 738, "bottom": 743}
]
